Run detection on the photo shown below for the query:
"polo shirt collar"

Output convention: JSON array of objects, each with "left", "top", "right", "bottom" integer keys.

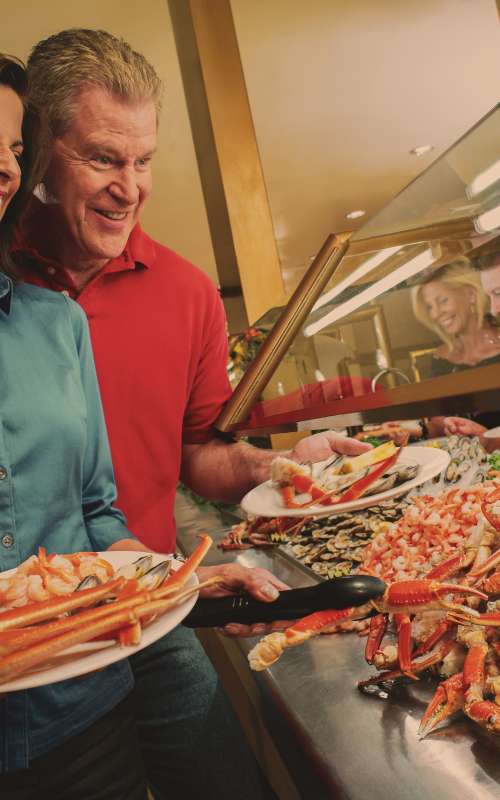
[{"left": 0, "top": 273, "right": 13, "bottom": 315}]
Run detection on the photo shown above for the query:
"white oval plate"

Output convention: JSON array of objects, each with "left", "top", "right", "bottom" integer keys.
[
  {"left": 0, "top": 551, "right": 197, "bottom": 691},
  {"left": 241, "top": 446, "right": 450, "bottom": 518}
]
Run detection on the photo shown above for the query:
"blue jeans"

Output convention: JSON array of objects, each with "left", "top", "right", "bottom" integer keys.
[
  {"left": 130, "top": 624, "right": 267, "bottom": 800},
  {"left": 0, "top": 694, "right": 148, "bottom": 799}
]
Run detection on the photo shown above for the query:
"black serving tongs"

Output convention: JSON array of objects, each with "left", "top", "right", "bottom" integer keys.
[{"left": 183, "top": 574, "right": 386, "bottom": 628}]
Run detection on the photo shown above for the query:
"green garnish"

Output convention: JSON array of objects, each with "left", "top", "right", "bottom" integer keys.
[{"left": 488, "top": 452, "right": 500, "bottom": 471}]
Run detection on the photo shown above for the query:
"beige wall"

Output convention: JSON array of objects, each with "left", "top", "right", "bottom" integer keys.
[
  {"left": 231, "top": 0, "right": 500, "bottom": 293},
  {"left": 1, "top": 0, "right": 219, "bottom": 284}
]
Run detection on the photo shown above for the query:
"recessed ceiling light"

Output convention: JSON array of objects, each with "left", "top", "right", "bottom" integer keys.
[
  {"left": 345, "top": 209, "right": 366, "bottom": 219},
  {"left": 409, "top": 145, "right": 434, "bottom": 157}
]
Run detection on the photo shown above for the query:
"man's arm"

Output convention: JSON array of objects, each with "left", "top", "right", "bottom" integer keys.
[{"left": 180, "top": 431, "right": 371, "bottom": 503}]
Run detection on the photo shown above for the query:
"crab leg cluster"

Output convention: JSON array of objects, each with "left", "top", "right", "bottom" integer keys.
[
  {"left": 0, "top": 535, "right": 218, "bottom": 686},
  {"left": 359, "top": 485, "right": 500, "bottom": 737}
]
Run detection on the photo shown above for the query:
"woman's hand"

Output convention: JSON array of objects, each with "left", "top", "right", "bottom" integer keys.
[
  {"left": 442, "top": 417, "right": 487, "bottom": 438},
  {"left": 196, "top": 563, "right": 292, "bottom": 637}
]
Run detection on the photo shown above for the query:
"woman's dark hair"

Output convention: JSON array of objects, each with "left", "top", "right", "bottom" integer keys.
[{"left": 0, "top": 54, "right": 43, "bottom": 278}]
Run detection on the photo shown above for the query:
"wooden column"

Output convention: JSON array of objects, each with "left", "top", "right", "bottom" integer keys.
[{"left": 168, "top": 0, "right": 286, "bottom": 327}]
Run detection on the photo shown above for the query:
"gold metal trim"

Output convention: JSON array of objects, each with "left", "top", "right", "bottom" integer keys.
[
  {"left": 346, "top": 218, "right": 475, "bottom": 256},
  {"left": 231, "top": 362, "right": 500, "bottom": 435},
  {"left": 409, "top": 347, "right": 438, "bottom": 383},
  {"left": 215, "top": 233, "right": 350, "bottom": 431}
]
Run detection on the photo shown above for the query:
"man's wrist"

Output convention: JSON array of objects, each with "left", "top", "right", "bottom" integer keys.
[{"left": 241, "top": 442, "right": 283, "bottom": 487}]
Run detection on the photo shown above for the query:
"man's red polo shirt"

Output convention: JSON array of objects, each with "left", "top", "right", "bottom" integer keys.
[{"left": 16, "top": 210, "right": 232, "bottom": 552}]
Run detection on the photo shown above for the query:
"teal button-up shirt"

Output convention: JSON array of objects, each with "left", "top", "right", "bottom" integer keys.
[{"left": 0, "top": 273, "right": 135, "bottom": 772}]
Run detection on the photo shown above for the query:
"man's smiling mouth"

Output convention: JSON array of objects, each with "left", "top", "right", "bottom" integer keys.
[{"left": 93, "top": 209, "right": 128, "bottom": 221}]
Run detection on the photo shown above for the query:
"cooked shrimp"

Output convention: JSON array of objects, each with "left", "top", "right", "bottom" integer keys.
[{"left": 26, "top": 574, "right": 50, "bottom": 602}]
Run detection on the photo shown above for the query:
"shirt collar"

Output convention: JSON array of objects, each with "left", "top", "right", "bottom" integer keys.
[{"left": 0, "top": 272, "right": 13, "bottom": 315}]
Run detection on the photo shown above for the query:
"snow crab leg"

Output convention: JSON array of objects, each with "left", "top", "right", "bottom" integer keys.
[
  {"left": 280, "top": 446, "right": 404, "bottom": 510},
  {"left": 248, "top": 577, "right": 485, "bottom": 671}
]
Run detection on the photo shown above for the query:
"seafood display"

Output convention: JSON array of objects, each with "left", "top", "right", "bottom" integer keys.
[
  {"left": 289, "top": 501, "right": 409, "bottom": 579},
  {"left": 220, "top": 500, "right": 408, "bottom": 579},
  {"left": 359, "top": 482, "right": 496, "bottom": 582},
  {"left": 271, "top": 441, "right": 417, "bottom": 510},
  {"left": 0, "top": 536, "right": 218, "bottom": 686},
  {"left": 423, "top": 435, "right": 489, "bottom": 489},
  {"left": 248, "top": 481, "right": 500, "bottom": 738}
]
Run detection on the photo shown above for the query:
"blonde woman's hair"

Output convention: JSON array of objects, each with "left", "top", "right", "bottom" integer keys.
[
  {"left": 27, "top": 28, "right": 163, "bottom": 137},
  {"left": 411, "top": 260, "right": 489, "bottom": 349}
]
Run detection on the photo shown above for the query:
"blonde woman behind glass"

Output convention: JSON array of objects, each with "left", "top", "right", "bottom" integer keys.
[
  {"left": 412, "top": 261, "right": 500, "bottom": 440},
  {"left": 412, "top": 261, "right": 500, "bottom": 370}
]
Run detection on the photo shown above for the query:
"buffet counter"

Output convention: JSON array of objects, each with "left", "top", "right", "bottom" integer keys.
[{"left": 175, "top": 491, "right": 500, "bottom": 800}]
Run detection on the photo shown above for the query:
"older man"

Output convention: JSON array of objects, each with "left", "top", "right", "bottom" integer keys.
[{"left": 16, "top": 28, "right": 368, "bottom": 800}]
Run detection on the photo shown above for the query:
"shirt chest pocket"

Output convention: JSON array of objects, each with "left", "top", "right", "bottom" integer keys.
[{"left": 0, "top": 348, "right": 87, "bottom": 463}]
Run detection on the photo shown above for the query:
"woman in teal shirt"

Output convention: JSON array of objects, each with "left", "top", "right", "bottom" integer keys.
[{"left": 0, "top": 55, "right": 148, "bottom": 799}]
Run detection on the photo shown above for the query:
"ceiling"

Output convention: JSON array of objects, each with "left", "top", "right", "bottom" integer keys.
[{"left": 230, "top": 0, "right": 500, "bottom": 294}]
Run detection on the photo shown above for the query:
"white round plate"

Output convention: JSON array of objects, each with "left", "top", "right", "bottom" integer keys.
[
  {"left": 484, "top": 426, "right": 500, "bottom": 439},
  {"left": 0, "top": 551, "right": 197, "bottom": 692},
  {"left": 241, "top": 446, "right": 450, "bottom": 518}
]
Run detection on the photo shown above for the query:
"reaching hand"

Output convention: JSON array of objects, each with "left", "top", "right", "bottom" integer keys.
[
  {"left": 290, "top": 431, "right": 371, "bottom": 464},
  {"left": 442, "top": 417, "right": 487, "bottom": 438},
  {"left": 196, "top": 563, "right": 292, "bottom": 637}
]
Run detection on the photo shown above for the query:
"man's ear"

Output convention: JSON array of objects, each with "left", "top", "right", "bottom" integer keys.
[{"left": 33, "top": 182, "right": 58, "bottom": 205}]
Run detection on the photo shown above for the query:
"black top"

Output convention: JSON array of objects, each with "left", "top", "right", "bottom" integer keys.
[{"left": 430, "top": 352, "right": 500, "bottom": 429}]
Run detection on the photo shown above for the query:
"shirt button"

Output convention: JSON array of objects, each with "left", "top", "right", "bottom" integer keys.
[
  {"left": 61, "top": 290, "right": 69, "bottom": 296},
  {"left": 47, "top": 266, "right": 56, "bottom": 276},
  {"left": 0, "top": 466, "right": 7, "bottom": 480},
  {"left": 1, "top": 533, "right": 14, "bottom": 548}
]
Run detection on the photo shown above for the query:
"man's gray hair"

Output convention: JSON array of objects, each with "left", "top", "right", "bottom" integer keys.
[{"left": 27, "top": 28, "right": 163, "bottom": 137}]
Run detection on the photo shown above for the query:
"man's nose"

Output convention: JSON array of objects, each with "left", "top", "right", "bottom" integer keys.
[{"left": 108, "top": 166, "right": 139, "bottom": 206}]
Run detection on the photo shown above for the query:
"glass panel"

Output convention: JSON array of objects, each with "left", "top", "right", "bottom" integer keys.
[
  {"left": 240, "top": 105, "right": 500, "bottom": 427},
  {"left": 350, "top": 104, "right": 500, "bottom": 241}
]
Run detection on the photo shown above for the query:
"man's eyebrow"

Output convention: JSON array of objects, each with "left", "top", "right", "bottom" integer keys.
[{"left": 83, "top": 143, "right": 120, "bottom": 156}]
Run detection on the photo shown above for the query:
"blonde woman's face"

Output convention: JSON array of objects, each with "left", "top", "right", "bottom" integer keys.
[
  {"left": 421, "top": 280, "right": 475, "bottom": 338},
  {"left": 0, "top": 86, "right": 23, "bottom": 223}
]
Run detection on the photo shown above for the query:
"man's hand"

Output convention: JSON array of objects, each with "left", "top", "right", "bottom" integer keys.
[
  {"left": 290, "top": 431, "right": 371, "bottom": 464},
  {"left": 196, "top": 563, "right": 291, "bottom": 637},
  {"left": 442, "top": 417, "right": 487, "bottom": 438}
]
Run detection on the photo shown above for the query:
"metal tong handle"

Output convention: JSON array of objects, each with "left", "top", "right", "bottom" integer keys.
[{"left": 183, "top": 574, "right": 386, "bottom": 628}]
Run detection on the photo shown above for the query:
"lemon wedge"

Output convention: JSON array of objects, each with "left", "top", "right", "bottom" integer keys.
[{"left": 341, "top": 440, "right": 397, "bottom": 474}]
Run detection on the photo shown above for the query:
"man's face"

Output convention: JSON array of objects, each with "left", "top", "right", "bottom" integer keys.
[
  {"left": 44, "top": 85, "right": 157, "bottom": 267},
  {"left": 480, "top": 259, "right": 500, "bottom": 316}
]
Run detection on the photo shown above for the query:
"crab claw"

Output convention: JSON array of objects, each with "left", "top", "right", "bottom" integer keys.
[
  {"left": 418, "top": 673, "right": 465, "bottom": 739},
  {"left": 465, "top": 700, "right": 500, "bottom": 733},
  {"left": 481, "top": 486, "right": 500, "bottom": 532}
]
